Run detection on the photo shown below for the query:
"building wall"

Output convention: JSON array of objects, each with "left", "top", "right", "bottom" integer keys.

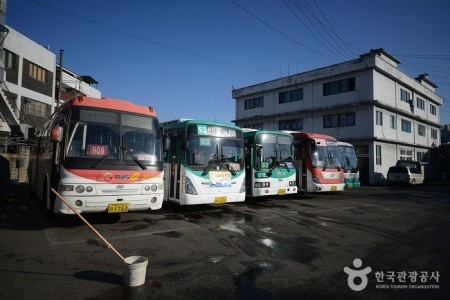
[
  {"left": 4, "top": 27, "right": 56, "bottom": 114},
  {"left": 232, "top": 50, "right": 443, "bottom": 185}
]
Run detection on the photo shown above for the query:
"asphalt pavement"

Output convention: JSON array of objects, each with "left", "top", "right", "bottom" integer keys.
[{"left": 0, "top": 183, "right": 449, "bottom": 299}]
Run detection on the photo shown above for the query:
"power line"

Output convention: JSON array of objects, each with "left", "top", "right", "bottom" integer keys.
[
  {"left": 23, "top": 0, "right": 279, "bottom": 75},
  {"left": 230, "top": 0, "right": 337, "bottom": 61},
  {"left": 282, "top": 0, "right": 346, "bottom": 59}
]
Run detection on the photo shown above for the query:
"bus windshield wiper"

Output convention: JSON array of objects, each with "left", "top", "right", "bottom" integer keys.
[
  {"left": 91, "top": 150, "right": 113, "bottom": 168},
  {"left": 279, "top": 157, "right": 292, "bottom": 172},
  {"left": 267, "top": 156, "right": 280, "bottom": 176},
  {"left": 121, "top": 146, "right": 146, "bottom": 170},
  {"left": 202, "top": 153, "right": 218, "bottom": 176},
  {"left": 323, "top": 151, "right": 331, "bottom": 171},
  {"left": 220, "top": 157, "right": 236, "bottom": 176},
  {"left": 346, "top": 156, "right": 357, "bottom": 173}
]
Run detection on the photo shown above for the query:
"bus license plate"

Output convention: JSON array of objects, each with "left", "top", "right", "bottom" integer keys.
[
  {"left": 278, "top": 189, "right": 286, "bottom": 195},
  {"left": 108, "top": 202, "right": 129, "bottom": 213},
  {"left": 330, "top": 186, "right": 337, "bottom": 191},
  {"left": 214, "top": 196, "right": 227, "bottom": 205}
]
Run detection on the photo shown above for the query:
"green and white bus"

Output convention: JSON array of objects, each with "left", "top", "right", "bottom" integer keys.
[
  {"left": 161, "top": 119, "right": 246, "bottom": 205},
  {"left": 243, "top": 129, "right": 297, "bottom": 197}
]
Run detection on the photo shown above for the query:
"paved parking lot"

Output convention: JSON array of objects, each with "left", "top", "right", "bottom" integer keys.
[{"left": 0, "top": 184, "right": 449, "bottom": 299}]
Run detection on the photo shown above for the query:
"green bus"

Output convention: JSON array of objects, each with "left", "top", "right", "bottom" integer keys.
[
  {"left": 161, "top": 119, "right": 246, "bottom": 205},
  {"left": 243, "top": 129, "right": 297, "bottom": 197}
]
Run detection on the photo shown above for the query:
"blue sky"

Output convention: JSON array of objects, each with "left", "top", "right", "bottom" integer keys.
[{"left": 7, "top": 0, "right": 450, "bottom": 125}]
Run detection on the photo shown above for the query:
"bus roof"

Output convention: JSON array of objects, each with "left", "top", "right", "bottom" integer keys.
[
  {"left": 290, "top": 132, "right": 337, "bottom": 141},
  {"left": 69, "top": 96, "right": 157, "bottom": 117},
  {"left": 337, "top": 141, "right": 353, "bottom": 147},
  {"left": 160, "top": 119, "right": 242, "bottom": 131},
  {"left": 243, "top": 129, "right": 293, "bottom": 138}
]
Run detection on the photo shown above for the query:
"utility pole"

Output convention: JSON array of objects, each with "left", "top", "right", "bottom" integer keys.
[{"left": 56, "top": 49, "right": 64, "bottom": 110}]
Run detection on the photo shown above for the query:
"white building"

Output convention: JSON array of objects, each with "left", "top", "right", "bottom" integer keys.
[
  {"left": 232, "top": 49, "right": 442, "bottom": 185},
  {"left": 1, "top": 25, "right": 56, "bottom": 138},
  {"left": 0, "top": 26, "right": 101, "bottom": 138}
]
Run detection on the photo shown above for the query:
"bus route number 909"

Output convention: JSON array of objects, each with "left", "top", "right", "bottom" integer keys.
[{"left": 88, "top": 144, "right": 109, "bottom": 156}]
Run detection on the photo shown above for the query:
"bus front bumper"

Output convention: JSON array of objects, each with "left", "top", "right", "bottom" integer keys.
[{"left": 54, "top": 193, "right": 163, "bottom": 214}]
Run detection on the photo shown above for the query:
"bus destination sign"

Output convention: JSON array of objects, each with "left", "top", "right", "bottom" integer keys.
[{"left": 197, "top": 125, "right": 237, "bottom": 138}]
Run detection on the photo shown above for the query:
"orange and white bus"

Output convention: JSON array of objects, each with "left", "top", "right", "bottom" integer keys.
[
  {"left": 290, "top": 132, "right": 344, "bottom": 192},
  {"left": 28, "top": 96, "right": 164, "bottom": 214}
]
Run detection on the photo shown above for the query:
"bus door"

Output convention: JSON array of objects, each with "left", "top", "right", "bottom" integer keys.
[
  {"left": 169, "top": 137, "right": 182, "bottom": 200},
  {"left": 295, "top": 140, "right": 308, "bottom": 191}
]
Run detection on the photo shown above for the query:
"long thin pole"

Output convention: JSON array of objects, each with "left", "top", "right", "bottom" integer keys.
[
  {"left": 56, "top": 49, "right": 64, "bottom": 110},
  {"left": 51, "top": 188, "right": 127, "bottom": 264}
]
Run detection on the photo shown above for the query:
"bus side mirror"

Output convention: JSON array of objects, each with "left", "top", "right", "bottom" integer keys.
[
  {"left": 309, "top": 140, "right": 317, "bottom": 153},
  {"left": 256, "top": 144, "right": 262, "bottom": 157},
  {"left": 163, "top": 135, "right": 171, "bottom": 151},
  {"left": 51, "top": 126, "right": 64, "bottom": 143}
]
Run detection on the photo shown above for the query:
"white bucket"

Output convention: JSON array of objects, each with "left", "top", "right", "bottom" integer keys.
[{"left": 123, "top": 256, "right": 148, "bottom": 287}]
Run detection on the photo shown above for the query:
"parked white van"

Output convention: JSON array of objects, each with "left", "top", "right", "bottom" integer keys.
[{"left": 387, "top": 161, "right": 425, "bottom": 186}]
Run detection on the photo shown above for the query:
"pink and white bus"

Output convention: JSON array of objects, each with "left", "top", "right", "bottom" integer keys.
[
  {"left": 29, "top": 96, "right": 164, "bottom": 214},
  {"left": 290, "top": 132, "right": 344, "bottom": 192}
]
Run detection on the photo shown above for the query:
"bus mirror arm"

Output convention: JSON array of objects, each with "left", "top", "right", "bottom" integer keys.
[{"left": 256, "top": 144, "right": 262, "bottom": 158}]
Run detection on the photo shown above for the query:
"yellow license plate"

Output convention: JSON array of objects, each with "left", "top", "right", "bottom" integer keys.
[
  {"left": 108, "top": 202, "right": 129, "bottom": 213},
  {"left": 330, "top": 186, "right": 337, "bottom": 191},
  {"left": 278, "top": 189, "right": 286, "bottom": 195},
  {"left": 214, "top": 196, "right": 227, "bottom": 205}
]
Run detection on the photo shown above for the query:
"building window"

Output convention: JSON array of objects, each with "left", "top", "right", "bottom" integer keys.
[
  {"left": 5, "top": 50, "right": 18, "bottom": 70},
  {"left": 430, "top": 104, "right": 437, "bottom": 116},
  {"left": 390, "top": 115, "right": 396, "bottom": 129},
  {"left": 244, "top": 96, "right": 264, "bottom": 110},
  {"left": 21, "top": 98, "right": 51, "bottom": 120},
  {"left": 431, "top": 128, "right": 438, "bottom": 139},
  {"left": 376, "top": 145, "right": 382, "bottom": 165},
  {"left": 28, "top": 62, "right": 47, "bottom": 84},
  {"left": 376, "top": 111, "right": 383, "bottom": 126},
  {"left": 401, "top": 119, "right": 411, "bottom": 133},
  {"left": 400, "top": 149, "right": 413, "bottom": 161},
  {"left": 400, "top": 89, "right": 411, "bottom": 103},
  {"left": 417, "top": 151, "right": 426, "bottom": 162},
  {"left": 418, "top": 124, "right": 426, "bottom": 137},
  {"left": 417, "top": 97, "right": 425, "bottom": 110},
  {"left": 244, "top": 123, "right": 263, "bottom": 130},
  {"left": 279, "top": 118, "right": 303, "bottom": 130},
  {"left": 279, "top": 89, "right": 303, "bottom": 103},
  {"left": 323, "top": 112, "right": 355, "bottom": 128},
  {"left": 323, "top": 77, "right": 355, "bottom": 96}
]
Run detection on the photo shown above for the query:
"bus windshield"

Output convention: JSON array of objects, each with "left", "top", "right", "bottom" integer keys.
[
  {"left": 311, "top": 140, "right": 341, "bottom": 170},
  {"left": 256, "top": 134, "right": 294, "bottom": 170},
  {"left": 185, "top": 125, "right": 244, "bottom": 173},
  {"left": 339, "top": 145, "right": 358, "bottom": 172},
  {"left": 66, "top": 108, "right": 161, "bottom": 166}
]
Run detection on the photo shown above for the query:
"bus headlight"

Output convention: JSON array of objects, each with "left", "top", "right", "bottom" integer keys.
[
  {"left": 150, "top": 184, "right": 158, "bottom": 192},
  {"left": 312, "top": 176, "right": 320, "bottom": 184},
  {"left": 184, "top": 177, "right": 198, "bottom": 195},
  {"left": 86, "top": 186, "right": 93, "bottom": 193},
  {"left": 254, "top": 182, "right": 270, "bottom": 188},
  {"left": 239, "top": 181, "right": 246, "bottom": 193},
  {"left": 75, "top": 185, "right": 85, "bottom": 193},
  {"left": 144, "top": 185, "right": 151, "bottom": 191}
]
